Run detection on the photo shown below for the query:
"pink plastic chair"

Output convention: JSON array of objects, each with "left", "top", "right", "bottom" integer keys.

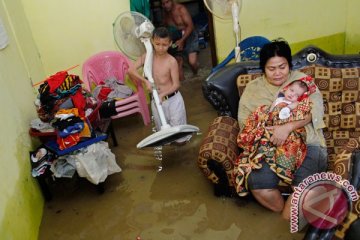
[{"left": 82, "top": 51, "right": 150, "bottom": 125}]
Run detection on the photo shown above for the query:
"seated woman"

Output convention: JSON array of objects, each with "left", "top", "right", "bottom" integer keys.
[
  {"left": 232, "top": 39, "right": 328, "bottom": 219},
  {"left": 233, "top": 77, "right": 317, "bottom": 196}
]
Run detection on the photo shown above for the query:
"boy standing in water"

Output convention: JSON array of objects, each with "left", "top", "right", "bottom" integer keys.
[{"left": 128, "top": 27, "right": 191, "bottom": 144}]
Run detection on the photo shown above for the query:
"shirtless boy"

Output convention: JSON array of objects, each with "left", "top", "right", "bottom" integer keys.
[
  {"left": 161, "top": 0, "right": 199, "bottom": 80},
  {"left": 128, "top": 27, "right": 190, "bottom": 144}
]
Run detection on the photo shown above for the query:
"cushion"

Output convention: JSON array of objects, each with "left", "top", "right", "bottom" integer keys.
[
  {"left": 333, "top": 138, "right": 360, "bottom": 216},
  {"left": 300, "top": 66, "right": 360, "bottom": 170},
  {"left": 299, "top": 66, "right": 360, "bottom": 131},
  {"left": 198, "top": 116, "right": 240, "bottom": 185},
  {"left": 236, "top": 73, "right": 262, "bottom": 97}
]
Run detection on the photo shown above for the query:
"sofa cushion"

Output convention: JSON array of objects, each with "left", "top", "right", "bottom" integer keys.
[
  {"left": 324, "top": 131, "right": 360, "bottom": 170},
  {"left": 299, "top": 66, "right": 360, "bottom": 131},
  {"left": 301, "top": 66, "right": 360, "bottom": 170},
  {"left": 236, "top": 73, "right": 262, "bottom": 97},
  {"left": 198, "top": 116, "right": 240, "bottom": 185}
]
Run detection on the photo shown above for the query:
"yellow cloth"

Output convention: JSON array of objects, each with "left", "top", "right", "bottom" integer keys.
[
  {"left": 237, "top": 71, "right": 326, "bottom": 147},
  {"left": 79, "top": 120, "right": 91, "bottom": 138},
  {"left": 55, "top": 108, "right": 91, "bottom": 138},
  {"left": 56, "top": 108, "right": 79, "bottom": 117}
]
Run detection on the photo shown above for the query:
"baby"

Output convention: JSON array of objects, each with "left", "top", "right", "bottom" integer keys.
[{"left": 270, "top": 79, "right": 309, "bottom": 120}]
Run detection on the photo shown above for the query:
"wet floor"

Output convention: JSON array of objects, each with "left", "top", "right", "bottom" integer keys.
[{"left": 38, "top": 48, "right": 305, "bottom": 240}]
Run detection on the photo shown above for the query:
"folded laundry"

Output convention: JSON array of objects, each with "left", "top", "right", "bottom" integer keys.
[
  {"left": 50, "top": 157, "right": 76, "bottom": 178},
  {"left": 31, "top": 148, "right": 47, "bottom": 163},
  {"left": 58, "top": 122, "right": 84, "bottom": 138},
  {"left": 92, "top": 78, "right": 133, "bottom": 101},
  {"left": 54, "top": 113, "right": 75, "bottom": 120},
  {"left": 52, "top": 116, "right": 83, "bottom": 131},
  {"left": 57, "top": 133, "right": 80, "bottom": 150},
  {"left": 30, "top": 146, "right": 55, "bottom": 177},
  {"left": 99, "top": 99, "right": 117, "bottom": 119},
  {"left": 32, "top": 162, "right": 50, "bottom": 177}
]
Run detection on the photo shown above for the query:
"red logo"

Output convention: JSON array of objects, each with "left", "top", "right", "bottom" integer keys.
[{"left": 301, "top": 182, "right": 349, "bottom": 229}]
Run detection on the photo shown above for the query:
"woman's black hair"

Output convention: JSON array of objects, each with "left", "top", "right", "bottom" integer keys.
[
  {"left": 152, "top": 27, "right": 171, "bottom": 39},
  {"left": 259, "top": 38, "right": 293, "bottom": 72}
]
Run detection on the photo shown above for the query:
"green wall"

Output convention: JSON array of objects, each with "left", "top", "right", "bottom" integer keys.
[
  {"left": 21, "top": 0, "right": 131, "bottom": 78},
  {"left": 0, "top": 0, "right": 45, "bottom": 239},
  {"left": 291, "top": 33, "right": 346, "bottom": 55},
  {"left": 345, "top": 0, "right": 360, "bottom": 53},
  {"left": 212, "top": 0, "right": 359, "bottom": 62}
]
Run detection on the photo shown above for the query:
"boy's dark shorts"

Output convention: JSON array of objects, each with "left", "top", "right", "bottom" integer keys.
[{"left": 247, "top": 145, "right": 328, "bottom": 190}]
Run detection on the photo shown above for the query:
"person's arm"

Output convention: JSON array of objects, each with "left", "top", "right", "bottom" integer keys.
[
  {"left": 127, "top": 54, "right": 152, "bottom": 92},
  {"left": 158, "top": 57, "right": 180, "bottom": 101},
  {"left": 238, "top": 86, "right": 254, "bottom": 131},
  {"left": 267, "top": 114, "right": 311, "bottom": 146},
  {"left": 175, "top": 5, "right": 194, "bottom": 50}
]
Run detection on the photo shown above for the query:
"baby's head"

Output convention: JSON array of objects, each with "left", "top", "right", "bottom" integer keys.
[{"left": 283, "top": 80, "right": 308, "bottom": 102}]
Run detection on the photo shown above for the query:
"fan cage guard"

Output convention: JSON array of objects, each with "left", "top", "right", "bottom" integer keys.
[
  {"left": 203, "top": 0, "right": 242, "bottom": 20},
  {"left": 113, "top": 11, "right": 149, "bottom": 60}
]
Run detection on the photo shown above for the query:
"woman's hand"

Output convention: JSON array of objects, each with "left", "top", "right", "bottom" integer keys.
[
  {"left": 266, "top": 124, "right": 292, "bottom": 146},
  {"left": 268, "top": 114, "right": 311, "bottom": 146}
]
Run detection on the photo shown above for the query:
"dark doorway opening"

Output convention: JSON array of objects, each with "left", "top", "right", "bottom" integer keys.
[{"left": 149, "top": 0, "right": 217, "bottom": 68}]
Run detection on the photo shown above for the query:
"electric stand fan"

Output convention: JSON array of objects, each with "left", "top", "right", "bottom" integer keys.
[
  {"left": 113, "top": 11, "right": 199, "bottom": 149},
  {"left": 204, "top": 0, "right": 242, "bottom": 62}
]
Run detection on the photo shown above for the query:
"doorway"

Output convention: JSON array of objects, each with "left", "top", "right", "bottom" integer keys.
[{"left": 130, "top": 0, "right": 217, "bottom": 67}]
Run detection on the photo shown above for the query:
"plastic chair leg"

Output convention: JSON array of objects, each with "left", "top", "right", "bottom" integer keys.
[
  {"left": 140, "top": 104, "right": 151, "bottom": 126},
  {"left": 107, "top": 122, "right": 118, "bottom": 147}
]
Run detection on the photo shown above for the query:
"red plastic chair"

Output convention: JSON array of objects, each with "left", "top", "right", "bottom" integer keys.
[{"left": 82, "top": 51, "right": 150, "bottom": 126}]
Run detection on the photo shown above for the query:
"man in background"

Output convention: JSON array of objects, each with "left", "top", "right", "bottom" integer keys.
[{"left": 161, "top": 0, "right": 199, "bottom": 81}]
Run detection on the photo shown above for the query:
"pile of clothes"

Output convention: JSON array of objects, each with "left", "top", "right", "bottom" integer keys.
[
  {"left": 30, "top": 141, "right": 121, "bottom": 184},
  {"left": 92, "top": 77, "right": 134, "bottom": 119},
  {"left": 36, "top": 71, "right": 95, "bottom": 149},
  {"left": 92, "top": 77, "right": 133, "bottom": 102},
  {"left": 30, "top": 71, "right": 121, "bottom": 184}
]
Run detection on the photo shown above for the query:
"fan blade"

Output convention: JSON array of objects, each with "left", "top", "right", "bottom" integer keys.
[
  {"left": 120, "top": 16, "right": 135, "bottom": 34},
  {"left": 113, "top": 11, "right": 152, "bottom": 60}
]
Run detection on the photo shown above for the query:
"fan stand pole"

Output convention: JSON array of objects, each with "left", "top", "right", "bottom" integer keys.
[
  {"left": 136, "top": 38, "right": 199, "bottom": 148},
  {"left": 232, "top": 1, "right": 241, "bottom": 62},
  {"left": 235, "top": 46, "right": 241, "bottom": 63}
]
